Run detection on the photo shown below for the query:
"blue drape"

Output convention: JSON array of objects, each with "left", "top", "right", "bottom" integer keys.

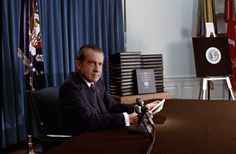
[
  {"left": 2, "top": 0, "right": 124, "bottom": 148},
  {"left": 2, "top": 0, "right": 27, "bottom": 148},
  {"left": 39, "top": 0, "right": 124, "bottom": 87}
]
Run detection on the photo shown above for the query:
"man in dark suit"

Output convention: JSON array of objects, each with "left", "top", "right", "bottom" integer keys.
[{"left": 59, "top": 44, "right": 156, "bottom": 134}]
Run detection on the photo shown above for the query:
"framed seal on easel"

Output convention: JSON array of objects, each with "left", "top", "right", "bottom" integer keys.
[
  {"left": 192, "top": 36, "right": 234, "bottom": 100},
  {"left": 192, "top": 37, "right": 231, "bottom": 77}
]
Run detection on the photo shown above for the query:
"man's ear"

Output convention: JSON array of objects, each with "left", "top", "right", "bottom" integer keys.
[{"left": 76, "top": 60, "right": 81, "bottom": 70}]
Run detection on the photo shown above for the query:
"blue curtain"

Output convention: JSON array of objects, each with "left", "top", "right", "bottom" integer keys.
[
  {"left": 2, "top": 0, "right": 124, "bottom": 148},
  {"left": 2, "top": 0, "right": 28, "bottom": 148},
  {"left": 39, "top": 0, "right": 124, "bottom": 87}
]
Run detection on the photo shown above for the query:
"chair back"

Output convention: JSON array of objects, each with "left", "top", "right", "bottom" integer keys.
[
  {"left": 28, "top": 87, "right": 63, "bottom": 134},
  {"left": 28, "top": 86, "right": 72, "bottom": 152}
]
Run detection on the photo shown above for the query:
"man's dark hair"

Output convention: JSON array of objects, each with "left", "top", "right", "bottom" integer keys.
[{"left": 76, "top": 44, "right": 103, "bottom": 62}]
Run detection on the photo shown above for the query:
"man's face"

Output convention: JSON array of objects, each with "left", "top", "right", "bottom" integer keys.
[{"left": 76, "top": 49, "right": 104, "bottom": 83}]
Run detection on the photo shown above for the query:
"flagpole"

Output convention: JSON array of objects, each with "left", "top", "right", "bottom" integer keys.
[{"left": 123, "top": 0, "right": 127, "bottom": 52}]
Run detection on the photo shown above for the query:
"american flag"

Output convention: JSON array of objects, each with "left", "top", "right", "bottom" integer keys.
[{"left": 225, "top": 0, "right": 236, "bottom": 91}]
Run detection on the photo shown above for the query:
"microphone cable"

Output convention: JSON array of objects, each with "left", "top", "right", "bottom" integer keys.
[{"left": 146, "top": 125, "right": 156, "bottom": 154}]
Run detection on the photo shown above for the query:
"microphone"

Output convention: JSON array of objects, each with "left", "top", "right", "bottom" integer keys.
[
  {"left": 134, "top": 104, "right": 142, "bottom": 114},
  {"left": 134, "top": 105, "right": 152, "bottom": 133},
  {"left": 136, "top": 97, "right": 145, "bottom": 106},
  {"left": 136, "top": 98, "right": 156, "bottom": 154},
  {"left": 136, "top": 98, "right": 155, "bottom": 127},
  {"left": 129, "top": 104, "right": 155, "bottom": 154},
  {"left": 134, "top": 105, "right": 143, "bottom": 125}
]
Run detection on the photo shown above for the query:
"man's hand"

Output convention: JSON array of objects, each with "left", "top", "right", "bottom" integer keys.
[{"left": 129, "top": 112, "right": 138, "bottom": 125}]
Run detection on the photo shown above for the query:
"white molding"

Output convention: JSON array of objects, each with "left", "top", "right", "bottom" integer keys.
[{"left": 163, "top": 77, "right": 235, "bottom": 100}]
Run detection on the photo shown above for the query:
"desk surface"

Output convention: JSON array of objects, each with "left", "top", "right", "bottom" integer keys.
[
  {"left": 46, "top": 99, "right": 236, "bottom": 154},
  {"left": 45, "top": 128, "right": 151, "bottom": 154},
  {"left": 153, "top": 99, "right": 236, "bottom": 154}
]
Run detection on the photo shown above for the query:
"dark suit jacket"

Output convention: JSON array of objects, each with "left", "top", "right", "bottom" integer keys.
[{"left": 59, "top": 72, "right": 134, "bottom": 134}]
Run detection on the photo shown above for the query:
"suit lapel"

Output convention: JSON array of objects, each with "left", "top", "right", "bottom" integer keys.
[{"left": 72, "top": 72, "right": 106, "bottom": 114}]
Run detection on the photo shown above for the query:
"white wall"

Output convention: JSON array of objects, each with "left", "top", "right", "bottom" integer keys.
[
  {"left": 125, "top": 0, "right": 234, "bottom": 99},
  {"left": 126, "top": 0, "right": 198, "bottom": 78}
]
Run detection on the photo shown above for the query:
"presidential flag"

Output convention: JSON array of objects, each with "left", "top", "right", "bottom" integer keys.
[{"left": 18, "top": 0, "right": 45, "bottom": 91}]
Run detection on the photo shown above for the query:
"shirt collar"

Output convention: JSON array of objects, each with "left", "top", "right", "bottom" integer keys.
[{"left": 81, "top": 76, "right": 94, "bottom": 87}]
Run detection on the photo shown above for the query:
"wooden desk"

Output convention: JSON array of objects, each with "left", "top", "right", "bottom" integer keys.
[
  {"left": 45, "top": 128, "right": 151, "bottom": 154},
  {"left": 152, "top": 99, "right": 236, "bottom": 154},
  {"left": 45, "top": 99, "right": 236, "bottom": 154},
  {"left": 112, "top": 92, "right": 172, "bottom": 104}
]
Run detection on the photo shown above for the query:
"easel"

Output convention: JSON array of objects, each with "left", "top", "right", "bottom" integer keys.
[
  {"left": 194, "top": 0, "right": 235, "bottom": 100},
  {"left": 202, "top": 76, "right": 235, "bottom": 100}
]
